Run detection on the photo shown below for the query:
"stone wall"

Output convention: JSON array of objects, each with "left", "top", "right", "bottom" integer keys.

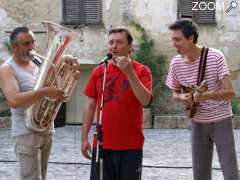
[
  {"left": 0, "top": 0, "right": 239, "bottom": 125},
  {"left": 0, "top": 0, "right": 239, "bottom": 69},
  {"left": 2, "top": 109, "right": 240, "bottom": 129},
  {"left": 123, "top": 0, "right": 240, "bottom": 72},
  {"left": 0, "top": 0, "right": 107, "bottom": 63},
  {"left": 152, "top": 116, "right": 240, "bottom": 129},
  {"left": 154, "top": 116, "right": 191, "bottom": 129}
]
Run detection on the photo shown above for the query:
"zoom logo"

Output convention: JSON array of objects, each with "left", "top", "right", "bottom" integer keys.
[
  {"left": 226, "top": 0, "right": 238, "bottom": 13},
  {"left": 192, "top": 0, "right": 239, "bottom": 13}
]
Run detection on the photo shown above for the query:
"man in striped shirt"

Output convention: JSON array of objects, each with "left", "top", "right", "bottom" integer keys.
[{"left": 166, "top": 19, "right": 239, "bottom": 180}]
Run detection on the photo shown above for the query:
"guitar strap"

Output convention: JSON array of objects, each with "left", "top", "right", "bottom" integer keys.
[
  {"left": 197, "top": 47, "right": 209, "bottom": 86},
  {"left": 187, "top": 47, "right": 209, "bottom": 118}
]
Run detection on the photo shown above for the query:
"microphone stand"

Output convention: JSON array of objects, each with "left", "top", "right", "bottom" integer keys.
[{"left": 96, "top": 60, "right": 108, "bottom": 180}]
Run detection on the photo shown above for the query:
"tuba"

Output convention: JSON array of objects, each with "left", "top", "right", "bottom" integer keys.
[{"left": 25, "top": 21, "right": 82, "bottom": 132}]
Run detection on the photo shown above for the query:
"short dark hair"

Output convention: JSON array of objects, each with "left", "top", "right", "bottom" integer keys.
[
  {"left": 169, "top": 19, "right": 199, "bottom": 44},
  {"left": 10, "top": 26, "right": 30, "bottom": 45},
  {"left": 108, "top": 27, "right": 133, "bottom": 45}
]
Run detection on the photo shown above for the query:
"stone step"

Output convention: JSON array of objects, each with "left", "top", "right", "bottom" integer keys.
[{"left": 154, "top": 115, "right": 240, "bottom": 129}]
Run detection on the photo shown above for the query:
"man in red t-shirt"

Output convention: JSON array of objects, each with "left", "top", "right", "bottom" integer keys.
[{"left": 81, "top": 27, "right": 152, "bottom": 180}]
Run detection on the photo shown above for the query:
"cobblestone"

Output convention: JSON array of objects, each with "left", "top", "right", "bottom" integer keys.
[{"left": 0, "top": 126, "right": 239, "bottom": 179}]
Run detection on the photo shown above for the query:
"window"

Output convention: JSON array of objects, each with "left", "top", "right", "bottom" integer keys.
[
  {"left": 62, "top": 0, "right": 102, "bottom": 25},
  {"left": 177, "top": 0, "right": 216, "bottom": 24}
]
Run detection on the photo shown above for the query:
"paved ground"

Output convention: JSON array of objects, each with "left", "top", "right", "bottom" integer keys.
[{"left": 0, "top": 126, "right": 240, "bottom": 180}]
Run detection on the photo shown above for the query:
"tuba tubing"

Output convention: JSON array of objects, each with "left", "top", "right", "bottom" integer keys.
[{"left": 25, "top": 21, "right": 81, "bottom": 132}]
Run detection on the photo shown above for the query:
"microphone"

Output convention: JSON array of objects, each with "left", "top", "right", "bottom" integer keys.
[{"left": 100, "top": 53, "right": 112, "bottom": 64}]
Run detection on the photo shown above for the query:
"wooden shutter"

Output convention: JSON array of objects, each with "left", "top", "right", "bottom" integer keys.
[
  {"left": 62, "top": 0, "right": 84, "bottom": 25},
  {"left": 194, "top": 0, "right": 216, "bottom": 24},
  {"left": 177, "top": 0, "right": 216, "bottom": 24},
  {"left": 85, "top": 0, "right": 102, "bottom": 24},
  {"left": 62, "top": 0, "right": 101, "bottom": 25},
  {"left": 177, "top": 0, "right": 193, "bottom": 18}
]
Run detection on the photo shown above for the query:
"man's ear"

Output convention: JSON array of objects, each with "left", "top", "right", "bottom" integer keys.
[
  {"left": 128, "top": 44, "right": 132, "bottom": 54},
  {"left": 11, "top": 44, "right": 17, "bottom": 52},
  {"left": 188, "top": 35, "right": 194, "bottom": 43}
]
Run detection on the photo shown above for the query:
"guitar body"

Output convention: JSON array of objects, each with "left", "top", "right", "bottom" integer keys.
[
  {"left": 180, "top": 86, "right": 196, "bottom": 118},
  {"left": 180, "top": 47, "right": 209, "bottom": 118},
  {"left": 181, "top": 80, "right": 208, "bottom": 118}
]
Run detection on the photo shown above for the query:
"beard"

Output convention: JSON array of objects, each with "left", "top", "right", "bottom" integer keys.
[{"left": 21, "top": 53, "right": 34, "bottom": 62}]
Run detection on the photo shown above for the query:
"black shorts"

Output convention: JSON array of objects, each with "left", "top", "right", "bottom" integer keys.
[{"left": 90, "top": 148, "right": 143, "bottom": 180}]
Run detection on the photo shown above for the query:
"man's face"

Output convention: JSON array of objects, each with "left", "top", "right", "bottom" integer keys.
[
  {"left": 170, "top": 30, "right": 194, "bottom": 55},
  {"left": 12, "top": 31, "right": 35, "bottom": 62},
  {"left": 108, "top": 32, "right": 132, "bottom": 59}
]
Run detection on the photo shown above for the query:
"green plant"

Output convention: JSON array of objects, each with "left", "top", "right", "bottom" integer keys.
[
  {"left": 130, "top": 21, "right": 170, "bottom": 114},
  {"left": 232, "top": 97, "right": 240, "bottom": 116},
  {"left": 0, "top": 95, "right": 6, "bottom": 102},
  {"left": 0, "top": 110, "right": 11, "bottom": 117}
]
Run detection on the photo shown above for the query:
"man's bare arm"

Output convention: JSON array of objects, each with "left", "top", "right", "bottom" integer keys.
[
  {"left": 0, "top": 64, "right": 65, "bottom": 108},
  {"left": 81, "top": 97, "right": 96, "bottom": 159},
  {"left": 194, "top": 75, "right": 235, "bottom": 102}
]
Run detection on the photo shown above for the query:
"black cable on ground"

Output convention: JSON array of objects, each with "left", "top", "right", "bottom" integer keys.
[{"left": 0, "top": 160, "right": 225, "bottom": 171}]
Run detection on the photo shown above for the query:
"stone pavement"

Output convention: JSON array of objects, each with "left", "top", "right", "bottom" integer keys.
[{"left": 0, "top": 126, "right": 240, "bottom": 180}]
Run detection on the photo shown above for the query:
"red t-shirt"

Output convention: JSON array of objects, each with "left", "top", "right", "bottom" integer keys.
[{"left": 84, "top": 59, "right": 152, "bottom": 150}]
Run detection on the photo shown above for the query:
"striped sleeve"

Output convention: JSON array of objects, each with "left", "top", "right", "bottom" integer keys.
[
  {"left": 216, "top": 51, "right": 230, "bottom": 80},
  {"left": 165, "top": 59, "right": 181, "bottom": 90}
]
